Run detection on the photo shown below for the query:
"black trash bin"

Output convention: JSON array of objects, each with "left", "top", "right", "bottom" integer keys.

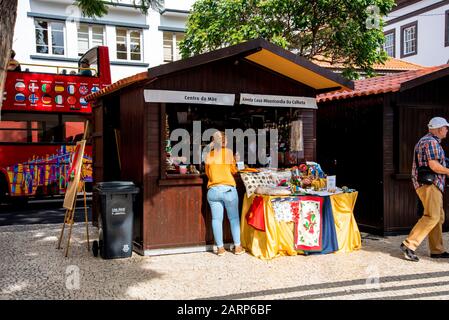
[{"left": 93, "top": 181, "right": 139, "bottom": 259}]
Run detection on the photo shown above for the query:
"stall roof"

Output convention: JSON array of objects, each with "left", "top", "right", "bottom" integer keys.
[
  {"left": 317, "top": 64, "right": 449, "bottom": 103},
  {"left": 86, "top": 38, "right": 354, "bottom": 101}
]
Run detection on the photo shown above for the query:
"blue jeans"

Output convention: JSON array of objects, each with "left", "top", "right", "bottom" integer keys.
[{"left": 207, "top": 185, "right": 241, "bottom": 248}]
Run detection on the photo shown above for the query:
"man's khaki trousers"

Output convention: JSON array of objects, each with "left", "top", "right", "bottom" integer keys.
[{"left": 403, "top": 184, "right": 445, "bottom": 253}]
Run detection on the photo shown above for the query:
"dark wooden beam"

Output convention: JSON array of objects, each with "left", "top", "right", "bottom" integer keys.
[
  {"left": 400, "top": 66, "right": 449, "bottom": 92},
  {"left": 147, "top": 38, "right": 354, "bottom": 90},
  {"left": 386, "top": 0, "right": 449, "bottom": 26}
]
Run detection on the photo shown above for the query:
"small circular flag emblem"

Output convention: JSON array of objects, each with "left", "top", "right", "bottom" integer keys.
[
  {"left": 29, "top": 94, "right": 39, "bottom": 104},
  {"left": 28, "top": 83, "right": 39, "bottom": 93},
  {"left": 41, "top": 83, "right": 52, "bottom": 93},
  {"left": 55, "top": 95, "right": 63, "bottom": 104},
  {"left": 42, "top": 94, "right": 52, "bottom": 105},
  {"left": 91, "top": 86, "right": 100, "bottom": 93},
  {"left": 79, "top": 85, "right": 89, "bottom": 95},
  {"left": 79, "top": 97, "right": 88, "bottom": 106},
  {"left": 67, "top": 84, "right": 76, "bottom": 95},
  {"left": 54, "top": 85, "right": 65, "bottom": 93},
  {"left": 15, "top": 93, "right": 26, "bottom": 102},
  {"left": 15, "top": 82, "right": 26, "bottom": 92},
  {"left": 67, "top": 96, "right": 76, "bottom": 105}
]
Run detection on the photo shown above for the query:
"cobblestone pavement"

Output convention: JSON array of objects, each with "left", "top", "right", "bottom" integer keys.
[{"left": 1, "top": 223, "right": 449, "bottom": 300}]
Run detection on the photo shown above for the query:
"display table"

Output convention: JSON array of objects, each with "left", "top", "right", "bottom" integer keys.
[{"left": 240, "top": 192, "right": 361, "bottom": 259}]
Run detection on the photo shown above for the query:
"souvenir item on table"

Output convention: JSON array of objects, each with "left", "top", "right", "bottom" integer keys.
[
  {"left": 179, "top": 165, "right": 187, "bottom": 174},
  {"left": 166, "top": 155, "right": 177, "bottom": 173},
  {"left": 290, "top": 185, "right": 307, "bottom": 195},
  {"left": 188, "top": 165, "right": 200, "bottom": 174},
  {"left": 271, "top": 197, "right": 300, "bottom": 222},
  {"left": 255, "top": 186, "right": 291, "bottom": 196},
  {"left": 298, "top": 163, "right": 308, "bottom": 173},
  {"left": 246, "top": 196, "right": 265, "bottom": 231},
  {"left": 311, "top": 178, "right": 327, "bottom": 191},
  {"left": 326, "top": 175, "right": 336, "bottom": 193},
  {"left": 289, "top": 163, "right": 327, "bottom": 193},
  {"left": 266, "top": 170, "right": 292, "bottom": 186},
  {"left": 240, "top": 167, "right": 260, "bottom": 173},
  {"left": 240, "top": 171, "right": 274, "bottom": 197},
  {"left": 341, "top": 186, "right": 356, "bottom": 193},
  {"left": 306, "top": 161, "right": 326, "bottom": 178},
  {"left": 165, "top": 115, "right": 176, "bottom": 172},
  {"left": 294, "top": 196, "right": 323, "bottom": 252}
]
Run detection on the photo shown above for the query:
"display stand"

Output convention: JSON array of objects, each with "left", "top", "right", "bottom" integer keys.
[{"left": 57, "top": 121, "right": 90, "bottom": 257}]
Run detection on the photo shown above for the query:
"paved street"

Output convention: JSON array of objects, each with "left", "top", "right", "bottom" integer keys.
[
  {"left": 0, "top": 198, "right": 92, "bottom": 226},
  {"left": 1, "top": 220, "right": 449, "bottom": 300}
]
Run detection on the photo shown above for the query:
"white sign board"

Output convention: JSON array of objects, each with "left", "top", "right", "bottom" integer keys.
[
  {"left": 326, "top": 175, "right": 336, "bottom": 193},
  {"left": 240, "top": 93, "right": 317, "bottom": 109},
  {"left": 144, "top": 90, "right": 235, "bottom": 106}
]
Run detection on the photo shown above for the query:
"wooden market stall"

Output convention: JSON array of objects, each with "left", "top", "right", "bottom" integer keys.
[
  {"left": 86, "top": 38, "right": 353, "bottom": 255},
  {"left": 317, "top": 65, "right": 449, "bottom": 235}
]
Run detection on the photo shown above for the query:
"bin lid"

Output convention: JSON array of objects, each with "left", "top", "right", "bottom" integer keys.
[{"left": 94, "top": 181, "right": 139, "bottom": 194}]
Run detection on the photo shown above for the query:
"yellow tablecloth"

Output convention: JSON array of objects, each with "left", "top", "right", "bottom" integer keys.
[{"left": 240, "top": 192, "right": 361, "bottom": 260}]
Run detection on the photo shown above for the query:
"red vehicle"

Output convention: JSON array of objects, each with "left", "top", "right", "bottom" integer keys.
[{"left": 0, "top": 46, "right": 111, "bottom": 202}]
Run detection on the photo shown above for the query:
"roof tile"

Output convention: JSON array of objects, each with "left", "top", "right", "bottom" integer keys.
[
  {"left": 85, "top": 71, "right": 149, "bottom": 101},
  {"left": 317, "top": 65, "right": 449, "bottom": 102}
]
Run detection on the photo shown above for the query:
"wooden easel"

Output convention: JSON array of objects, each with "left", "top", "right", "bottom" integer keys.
[
  {"left": 57, "top": 121, "right": 90, "bottom": 257},
  {"left": 57, "top": 172, "right": 90, "bottom": 257}
]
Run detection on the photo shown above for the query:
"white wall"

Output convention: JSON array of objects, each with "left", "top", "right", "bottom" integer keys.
[
  {"left": 164, "top": 0, "right": 196, "bottom": 11},
  {"left": 12, "top": 0, "right": 194, "bottom": 82},
  {"left": 384, "top": 0, "right": 449, "bottom": 66}
]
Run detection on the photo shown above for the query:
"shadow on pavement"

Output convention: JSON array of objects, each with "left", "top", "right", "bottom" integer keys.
[{"left": 0, "top": 198, "right": 92, "bottom": 226}]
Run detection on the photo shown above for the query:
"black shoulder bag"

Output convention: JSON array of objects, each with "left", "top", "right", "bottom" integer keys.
[{"left": 415, "top": 150, "right": 436, "bottom": 185}]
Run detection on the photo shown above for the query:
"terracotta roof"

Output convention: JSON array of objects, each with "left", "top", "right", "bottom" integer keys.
[
  {"left": 85, "top": 71, "right": 149, "bottom": 101},
  {"left": 312, "top": 56, "right": 424, "bottom": 72},
  {"left": 317, "top": 64, "right": 449, "bottom": 103}
]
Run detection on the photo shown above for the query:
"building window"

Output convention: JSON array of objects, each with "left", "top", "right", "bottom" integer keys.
[
  {"left": 163, "top": 32, "right": 185, "bottom": 62},
  {"left": 401, "top": 21, "right": 417, "bottom": 58},
  {"left": 116, "top": 28, "right": 142, "bottom": 61},
  {"left": 34, "top": 20, "right": 65, "bottom": 55},
  {"left": 383, "top": 30, "right": 395, "bottom": 57},
  {"left": 77, "top": 24, "right": 105, "bottom": 56}
]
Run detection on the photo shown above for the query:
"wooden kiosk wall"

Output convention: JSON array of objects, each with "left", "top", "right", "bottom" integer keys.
[
  {"left": 93, "top": 57, "right": 319, "bottom": 253},
  {"left": 317, "top": 75, "right": 449, "bottom": 235}
]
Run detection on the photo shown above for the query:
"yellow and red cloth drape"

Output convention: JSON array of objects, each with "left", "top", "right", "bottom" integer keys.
[{"left": 240, "top": 192, "right": 361, "bottom": 260}]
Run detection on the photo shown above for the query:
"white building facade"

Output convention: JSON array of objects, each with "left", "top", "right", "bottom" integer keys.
[
  {"left": 15, "top": 0, "right": 446, "bottom": 81},
  {"left": 383, "top": 0, "right": 449, "bottom": 66},
  {"left": 13, "top": 0, "right": 194, "bottom": 82}
]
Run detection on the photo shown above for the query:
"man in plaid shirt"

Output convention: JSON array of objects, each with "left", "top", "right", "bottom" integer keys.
[{"left": 401, "top": 117, "right": 449, "bottom": 262}]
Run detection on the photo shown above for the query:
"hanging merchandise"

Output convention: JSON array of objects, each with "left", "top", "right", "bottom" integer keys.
[
  {"left": 271, "top": 197, "right": 300, "bottom": 222},
  {"left": 290, "top": 120, "right": 303, "bottom": 152},
  {"left": 294, "top": 196, "right": 323, "bottom": 252}
]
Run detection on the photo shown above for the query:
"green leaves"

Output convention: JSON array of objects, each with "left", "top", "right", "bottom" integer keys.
[
  {"left": 74, "top": 0, "right": 108, "bottom": 18},
  {"left": 73, "top": 0, "right": 162, "bottom": 18},
  {"left": 180, "top": 0, "right": 395, "bottom": 79}
]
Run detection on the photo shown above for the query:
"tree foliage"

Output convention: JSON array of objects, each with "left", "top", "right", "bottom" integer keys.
[
  {"left": 74, "top": 0, "right": 162, "bottom": 17},
  {"left": 180, "top": 0, "right": 395, "bottom": 79}
]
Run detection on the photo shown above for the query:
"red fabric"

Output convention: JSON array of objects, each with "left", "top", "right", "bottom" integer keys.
[{"left": 246, "top": 196, "right": 265, "bottom": 232}]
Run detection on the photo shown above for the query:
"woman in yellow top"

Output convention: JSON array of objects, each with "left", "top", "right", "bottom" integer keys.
[{"left": 205, "top": 131, "right": 245, "bottom": 256}]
